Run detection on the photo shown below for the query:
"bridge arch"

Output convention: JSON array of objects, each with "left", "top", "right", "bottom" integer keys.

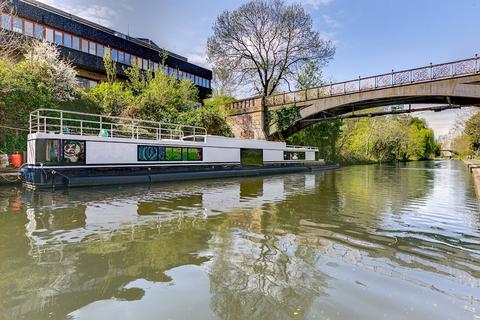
[{"left": 226, "top": 56, "right": 480, "bottom": 140}]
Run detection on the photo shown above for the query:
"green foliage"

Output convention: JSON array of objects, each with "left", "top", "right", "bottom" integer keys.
[
  {"left": 0, "top": 41, "right": 78, "bottom": 152},
  {"left": 84, "top": 64, "right": 233, "bottom": 136},
  {"left": 88, "top": 82, "right": 133, "bottom": 116},
  {"left": 182, "top": 95, "right": 234, "bottom": 137},
  {"left": 272, "top": 106, "right": 300, "bottom": 132},
  {"left": 103, "top": 51, "right": 117, "bottom": 83},
  {"left": 451, "top": 133, "right": 472, "bottom": 158},
  {"left": 123, "top": 71, "right": 198, "bottom": 123},
  {"left": 465, "top": 112, "right": 480, "bottom": 152},
  {"left": 287, "top": 115, "right": 438, "bottom": 164},
  {"left": 337, "top": 116, "right": 438, "bottom": 163},
  {"left": 287, "top": 120, "right": 342, "bottom": 163},
  {"left": 296, "top": 63, "right": 324, "bottom": 90}
]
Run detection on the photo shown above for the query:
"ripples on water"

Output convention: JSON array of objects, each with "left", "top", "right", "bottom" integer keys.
[{"left": 0, "top": 161, "right": 479, "bottom": 319}]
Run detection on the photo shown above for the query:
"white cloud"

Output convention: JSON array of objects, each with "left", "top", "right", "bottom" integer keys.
[
  {"left": 297, "top": 0, "right": 334, "bottom": 9},
  {"left": 185, "top": 47, "right": 210, "bottom": 68},
  {"left": 36, "top": 0, "right": 118, "bottom": 28}
]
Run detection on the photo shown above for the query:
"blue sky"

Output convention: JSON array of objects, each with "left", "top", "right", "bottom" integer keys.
[{"left": 38, "top": 0, "right": 480, "bottom": 136}]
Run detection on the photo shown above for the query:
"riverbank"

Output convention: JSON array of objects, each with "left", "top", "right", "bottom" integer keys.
[{"left": 464, "top": 159, "right": 480, "bottom": 198}]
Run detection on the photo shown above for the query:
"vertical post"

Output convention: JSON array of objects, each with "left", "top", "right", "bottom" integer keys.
[
  {"left": 391, "top": 69, "right": 394, "bottom": 86},
  {"left": 358, "top": 76, "right": 361, "bottom": 92},
  {"left": 329, "top": 83, "right": 333, "bottom": 96},
  {"left": 159, "top": 123, "right": 162, "bottom": 140},
  {"left": 80, "top": 120, "right": 83, "bottom": 136},
  {"left": 43, "top": 117, "right": 46, "bottom": 133},
  {"left": 317, "top": 87, "right": 320, "bottom": 99},
  {"left": 60, "top": 111, "right": 63, "bottom": 134},
  {"left": 430, "top": 63, "right": 433, "bottom": 80},
  {"left": 111, "top": 123, "right": 113, "bottom": 137},
  {"left": 29, "top": 112, "right": 32, "bottom": 134},
  {"left": 475, "top": 54, "right": 478, "bottom": 73},
  {"left": 343, "top": 82, "right": 346, "bottom": 94},
  {"left": 37, "top": 111, "right": 40, "bottom": 133},
  {"left": 375, "top": 76, "right": 378, "bottom": 89},
  {"left": 283, "top": 93, "right": 286, "bottom": 105},
  {"left": 99, "top": 115, "right": 103, "bottom": 135}
]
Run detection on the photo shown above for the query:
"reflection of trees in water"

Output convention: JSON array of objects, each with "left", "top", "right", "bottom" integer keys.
[
  {"left": 0, "top": 162, "right": 478, "bottom": 319},
  {"left": 208, "top": 212, "right": 329, "bottom": 320},
  {"left": 0, "top": 206, "right": 215, "bottom": 320}
]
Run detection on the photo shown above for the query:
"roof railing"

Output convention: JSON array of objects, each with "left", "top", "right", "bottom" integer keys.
[
  {"left": 286, "top": 145, "right": 319, "bottom": 151},
  {"left": 29, "top": 109, "right": 207, "bottom": 142}
]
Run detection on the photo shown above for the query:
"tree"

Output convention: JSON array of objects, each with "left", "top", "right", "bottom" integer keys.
[
  {"left": 296, "top": 62, "right": 324, "bottom": 90},
  {"left": 465, "top": 112, "right": 480, "bottom": 153},
  {"left": 207, "top": 0, "right": 335, "bottom": 98},
  {"left": 0, "top": 40, "right": 78, "bottom": 152}
]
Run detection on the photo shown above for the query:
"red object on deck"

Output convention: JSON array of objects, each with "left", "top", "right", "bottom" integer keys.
[{"left": 10, "top": 152, "right": 23, "bottom": 168}]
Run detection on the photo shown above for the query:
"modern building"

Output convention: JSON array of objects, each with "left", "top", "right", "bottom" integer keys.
[{"left": 1, "top": 0, "right": 213, "bottom": 99}]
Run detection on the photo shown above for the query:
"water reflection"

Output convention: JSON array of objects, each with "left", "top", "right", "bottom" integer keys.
[{"left": 0, "top": 161, "right": 479, "bottom": 319}]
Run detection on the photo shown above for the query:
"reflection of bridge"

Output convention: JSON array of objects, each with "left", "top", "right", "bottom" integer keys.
[{"left": 227, "top": 55, "right": 480, "bottom": 139}]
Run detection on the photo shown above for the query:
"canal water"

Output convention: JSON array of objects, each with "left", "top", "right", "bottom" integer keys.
[{"left": 0, "top": 161, "right": 479, "bottom": 320}]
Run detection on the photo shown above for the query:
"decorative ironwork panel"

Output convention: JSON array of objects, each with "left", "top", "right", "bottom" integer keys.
[
  {"left": 306, "top": 88, "right": 318, "bottom": 100},
  {"left": 454, "top": 60, "right": 476, "bottom": 75},
  {"left": 376, "top": 74, "right": 392, "bottom": 88},
  {"left": 331, "top": 83, "right": 344, "bottom": 95},
  {"left": 432, "top": 64, "right": 451, "bottom": 79},
  {"left": 295, "top": 90, "right": 307, "bottom": 102},
  {"left": 412, "top": 67, "right": 430, "bottom": 82},
  {"left": 284, "top": 93, "right": 294, "bottom": 104},
  {"left": 393, "top": 71, "right": 410, "bottom": 85},
  {"left": 345, "top": 80, "right": 358, "bottom": 93},
  {"left": 318, "top": 86, "right": 330, "bottom": 97},
  {"left": 360, "top": 77, "right": 375, "bottom": 90}
]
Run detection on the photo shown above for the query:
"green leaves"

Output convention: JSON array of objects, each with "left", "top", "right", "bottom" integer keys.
[
  {"left": 465, "top": 112, "right": 480, "bottom": 152},
  {"left": 272, "top": 106, "right": 300, "bottom": 132}
]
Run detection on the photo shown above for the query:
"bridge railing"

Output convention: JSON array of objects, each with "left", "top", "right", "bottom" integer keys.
[{"left": 265, "top": 55, "right": 479, "bottom": 107}]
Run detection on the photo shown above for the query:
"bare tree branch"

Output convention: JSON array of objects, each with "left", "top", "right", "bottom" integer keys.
[{"left": 207, "top": 0, "right": 335, "bottom": 100}]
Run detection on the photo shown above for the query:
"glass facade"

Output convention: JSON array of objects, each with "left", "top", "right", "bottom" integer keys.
[
  {"left": 54, "top": 30, "right": 62, "bottom": 45},
  {"left": 64, "top": 33, "right": 72, "bottom": 48},
  {"left": 24, "top": 20, "right": 33, "bottom": 36},
  {"left": 0, "top": 13, "right": 212, "bottom": 89},
  {"left": 1, "top": 14, "right": 11, "bottom": 30}
]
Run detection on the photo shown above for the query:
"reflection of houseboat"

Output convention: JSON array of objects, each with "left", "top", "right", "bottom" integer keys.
[{"left": 22, "top": 109, "right": 334, "bottom": 188}]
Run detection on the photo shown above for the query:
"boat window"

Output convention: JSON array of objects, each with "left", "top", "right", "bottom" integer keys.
[
  {"left": 62, "top": 140, "right": 86, "bottom": 165},
  {"left": 137, "top": 146, "right": 202, "bottom": 161},
  {"left": 284, "top": 151, "right": 305, "bottom": 160},
  {"left": 166, "top": 147, "right": 182, "bottom": 161},
  {"left": 35, "top": 139, "right": 61, "bottom": 164},
  {"left": 241, "top": 148, "right": 263, "bottom": 167},
  {"left": 187, "top": 148, "right": 202, "bottom": 161},
  {"left": 138, "top": 145, "right": 159, "bottom": 161}
]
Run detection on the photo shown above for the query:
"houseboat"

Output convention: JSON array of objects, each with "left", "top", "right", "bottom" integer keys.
[{"left": 21, "top": 109, "right": 333, "bottom": 189}]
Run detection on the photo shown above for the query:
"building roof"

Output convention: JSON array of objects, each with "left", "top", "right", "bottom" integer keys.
[{"left": 19, "top": 0, "right": 189, "bottom": 62}]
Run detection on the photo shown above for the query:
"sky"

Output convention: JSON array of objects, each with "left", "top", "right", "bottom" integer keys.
[{"left": 37, "top": 0, "right": 480, "bottom": 136}]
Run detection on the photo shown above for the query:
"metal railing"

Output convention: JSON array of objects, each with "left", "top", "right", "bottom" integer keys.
[
  {"left": 242, "top": 55, "right": 479, "bottom": 108},
  {"left": 29, "top": 109, "right": 207, "bottom": 142},
  {"left": 286, "top": 145, "right": 319, "bottom": 151}
]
